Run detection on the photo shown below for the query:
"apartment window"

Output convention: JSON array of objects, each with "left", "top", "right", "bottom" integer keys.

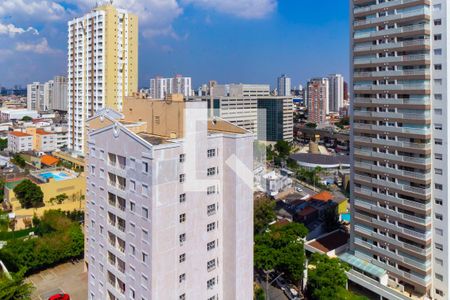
[
  {"left": 434, "top": 168, "right": 443, "bottom": 175},
  {"left": 435, "top": 138, "right": 443, "bottom": 145},
  {"left": 435, "top": 198, "right": 443, "bottom": 205},
  {"left": 435, "top": 213, "right": 443, "bottom": 221},
  {"left": 91, "top": 165, "right": 95, "bottom": 174},
  {"left": 142, "top": 229, "right": 149, "bottom": 240},
  {"left": 207, "top": 241, "right": 216, "bottom": 251},
  {"left": 207, "top": 167, "right": 216, "bottom": 176},
  {"left": 434, "top": 19, "right": 442, "bottom": 26},
  {"left": 434, "top": 64, "right": 442, "bottom": 70},
  {"left": 142, "top": 161, "right": 149, "bottom": 173},
  {"left": 129, "top": 158, "right": 136, "bottom": 169},
  {"left": 435, "top": 257, "right": 444, "bottom": 266},
  {"left": 207, "top": 277, "right": 216, "bottom": 289},
  {"left": 130, "top": 201, "right": 136, "bottom": 212},
  {"left": 179, "top": 233, "right": 186, "bottom": 244},
  {"left": 179, "top": 294, "right": 186, "bottom": 300},
  {"left": 179, "top": 193, "right": 186, "bottom": 203},
  {"left": 434, "top": 79, "right": 443, "bottom": 85},
  {"left": 179, "top": 154, "right": 185, "bottom": 163},
  {"left": 142, "top": 207, "right": 149, "bottom": 219},
  {"left": 435, "top": 228, "right": 443, "bottom": 236},
  {"left": 435, "top": 154, "right": 443, "bottom": 161},
  {"left": 208, "top": 297, "right": 216, "bottom": 300},
  {"left": 179, "top": 253, "right": 186, "bottom": 263},
  {"left": 435, "top": 184, "right": 443, "bottom": 191},
  {"left": 130, "top": 180, "right": 136, "bottom": 191},
  {"left": 433, "top": 4, "right": 442, "bottom": 11},
  {"left": 434, "top": 34, "right": 442, "bottom": 41},
  {"left": 207, "top": 259, "right": 216, "bottom": 271},
  {"left": 207, "top": 186, "right": 216, "bottom": 195},
  {"left": 130, "top": 222, "right": 136, "bottom": 234},
  {"left": 434, "top": 49, "right": 443, "bottom": 55},
  {"left": 179, "top": 213, "right": 186, "bottom": 223},
  {"left": 179, "top": 273, "right": 186, "bottom": 283},
  {"left": 435, "top": 94, "right": 443, "bottom": 100},
  {"left": 207, "top": 222, "right": 216, "bottom": 232},
  {"left": 142, "top": 252, "right": 148, "bottom": 263},
  {"left": 142, "top": 184, "right": 149, "bottom": 196},
  {"left": 130, "top": 289, "right": 136, "bottom": 299},
  {"left": 207, "top": 149, "right": 216, "bottom": 158},
  {"left": 434, "top": 124, "right": 443, "bottom": 130},
  {"left": 207, "top": 204, "right": 216, "bottom": 216},
  {"left": 435, "top": 273, "right": 444, "bottom": 281},
  {"left": 436, "top": 289, "right": 444, "bottom": 297},
  {"left": 436, "top": 243, "right": 444, "bottom": 251},
  {"left": 179, "top": 174, "right": 185, "bottom": 183},
  {"left": 435, "top": 109, "right": 442, "bottom": 116},
  {"left": 130, "top": 244, "right": 136, "bottom": 256}
]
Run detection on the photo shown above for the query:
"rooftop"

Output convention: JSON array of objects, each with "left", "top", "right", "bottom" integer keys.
[
  {"left": 290, "top": 153, "right": 350, "bottom": 166},
  {"left": 41, "top": 155, "right": 59, "bottom": 166},
  {"left": 339, "top": 252, "right": 387, "bottom": 279},
  {"left": 297, "top": 206, "right": 317, "bottom": 217},
  {"left": 307, "top": 230, "right": 349, "bottom": 253},
  {"left": 311, "top": 191, "right": 333, "bottom": 202},
  {"left": 137, "top": 133, "right": 168, "bottom": 145},
  {"left": 36, "top": 129, "right": 53, "bottom": 135},
  {"left": 9, "top": 131, "right": 31, "bottom": 137}
]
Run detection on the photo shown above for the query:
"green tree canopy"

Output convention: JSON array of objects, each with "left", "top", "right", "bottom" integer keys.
[
  {"left": 21, "top": 116, "right": 32, "bottom": 122},
  {"left": 0, "top": 139, "right": 7, "bottom": 151},
  {"left": 254, "top": 196, "right": 276, "bottom": 234},
  {"left": 0, "top": 271, "right": 34, "bottom": 300},
  {"left": 11, "top": 155, "right": 26, "bottom": 168},
  {"left": 13, "top": 179, "right": 44, "bottom": 209}
]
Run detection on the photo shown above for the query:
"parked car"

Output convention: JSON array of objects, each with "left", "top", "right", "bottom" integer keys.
[
  {"left": 275, "top": 276, "right": 288, "bottom": 291},
  {"left": 48, "top": 294, "right": 70, "bottom": 300},
  {"left": 284, "top": 284, "right": 302, "bottom": 300},
  {"left": 295, "top": 187, "right": 303, "bottom": 193}
]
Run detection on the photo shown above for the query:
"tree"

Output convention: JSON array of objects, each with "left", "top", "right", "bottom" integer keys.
[
  {"left": 0, "top": 271, "right": 34, "bottom": 300},
  {"left": 13, "top": 180, "right": 44, "bottom": 209},
  {"left": 307, "top": 253, "right": 367, "bottom": 300},
  {"left": 11, "top": 155, "right": 26, "bottom": 168},
  {"left": 21, "top": 116, "right": 32, "bottom": 122},
  {"left": 274, "top": 140, "right": 293, "bottom": 160},
  {"left": 23, "top": 218, "right": 32, "bottom": 229},
  {"left": 55, "top": 193, "right": 69, "bottom": 204},
  {"left": 0, "top": 178, "right": 5, "bottom": 202},
  {"left": 0, "top": 138, "right": 7, "bottom": 151},
  {"left": 305, "top": 122, "right": 317, "bottom": 129},
  {"left": 254, "top": 285, "right": 265, "bottom": 300},
  {"left": 254, "top": 196, "right": 276, "bottom": 234},
  {"left": 323, "top": 205, "right": 341, "bottom": 233}
]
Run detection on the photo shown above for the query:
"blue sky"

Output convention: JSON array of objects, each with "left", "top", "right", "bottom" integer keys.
[{"left": 0, "top": 0, "right": 349, "bottom": 89}]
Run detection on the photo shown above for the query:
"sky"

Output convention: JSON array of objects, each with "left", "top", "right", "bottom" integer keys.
[{"left": 0, "top": 0, "right": 350, "bottom": 89}]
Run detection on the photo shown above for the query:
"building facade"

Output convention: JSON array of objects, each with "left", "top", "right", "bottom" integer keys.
[
  {"left": 67, "top": 4, "right": 138, "bottom": 154},
  {"left": 277, "top": 74, "right": 292, "bottom": 96},
  {"left": 150, "top": 75, "right": 192, "bottom": 99},
  {"left": 7, "top": 131, "right": 33, "bottom": 153},
  {"left": 85, "top": 99, "right": 254, "bottom": 300},
  {"left": 257, "top": 96, "right": 293, "bottom": 142},
  {"left": 328, "top": 74, "right": 345, "bottom": 113},
  {"left": 52, "top": 76, "right": 68, "bottom": 111},
  {"left": 307, "top": 78, "right": 329, "bottom": 124},
  {"left": 27, "top": 82, "right": 45, "bottom": 112},
  {"left": 350, "top": 1, "right": 447, "bottom": 299}
]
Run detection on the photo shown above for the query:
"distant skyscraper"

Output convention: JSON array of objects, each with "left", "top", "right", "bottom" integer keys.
[
  {"left": 27, "top": 82, "right": 44, "bottom": 111},
  {"left": 327, "top": 74, "right": 344, "bottom": 113},
  {"left": 67, "top": 4, "right": 138, "bottom": 154},
  {"left": 307, "top": 78, "right": 329, "bottom": 124},
  {"left": 277, "top": 74, "right": 291, "bottom": 96},
  {"left": 150, "top": 75, "right": 192, "bottom": 99},
  {"left": 51, "top": 76, "right": 68, "bottom": 111}
]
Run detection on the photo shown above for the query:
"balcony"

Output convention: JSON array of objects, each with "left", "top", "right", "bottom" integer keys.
[
  {"left": 354, "top": 83, "right": 429, "bottom": 91},
  {"left": 354, "top": 69, "right": 430, "bottom": 78},
  {"left": 353, "top": 97, "right": 430, "bottom": 106},
  {"left": 354, "top": 149, "right": 431, "bottom": 165},
  {"left": 354, "top": 24, "right": 429, "bottom": 40},
  {"left": 354, "top": 174, "right": 431, "bottom": 197},
  {"left": 353, "top": 136, "right": 430, "bottom": 150},
  {"left": 353, "top": 124, "right": 431, "bottom": 136},
  {"left": 354, "top": 161, "right": 431, "bottom": 181},
  {"left": 354, "top": 54, "right": 430, "bottom": 65},
  {"left": 353, "top": 110, "right": 429, "bottom": 120},
  {"left": 354, "top": 0, "right": 426, "bottom": 14},
  {"left": 354, "top": 8, "right": 429, "bottom": 27}
]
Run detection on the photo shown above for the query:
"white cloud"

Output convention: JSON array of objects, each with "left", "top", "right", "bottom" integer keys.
[
  {"left": 16, "top": 38, "right": 56, "bottom": 54},
  {"left": 0, "top": 0, "right": 66, "bottom": 21},
  {"left": 0, "top": 22, "right": 38, "bottom": 37},
  {"left": 182, "top": 0, "right": 277, "bottom": 19}
]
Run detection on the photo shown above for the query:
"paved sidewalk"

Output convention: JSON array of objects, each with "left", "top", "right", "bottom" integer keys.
[{"left": 26, "top": 261, "right": 88, "bottom": 300}]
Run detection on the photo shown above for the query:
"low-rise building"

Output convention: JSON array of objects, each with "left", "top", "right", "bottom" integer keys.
[
  {"left": 7, "top": 131, "right": 33, "bottom": 153},
  {"left": 0, "top": 109, "right": 38, "bottom": 122},
  {"left": 259, "top": 171, "right": 292, "bottom": 196}
]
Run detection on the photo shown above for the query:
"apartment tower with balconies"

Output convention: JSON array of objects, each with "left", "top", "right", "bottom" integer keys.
[
  {"left": 67, "top": 4, "right": 138, "bottom": 154},
  {"left": 351, "top": 0, "right": 449, "bottom": 299}
]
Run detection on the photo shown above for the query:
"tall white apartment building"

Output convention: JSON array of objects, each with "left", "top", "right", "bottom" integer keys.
[
  {"left": 27, "top": 82, "right": 45, "bottom": 112},
  {"left": 85, "top": 97, "right": 254, "bottom": 300},
  {"left": 150, "top": 75, "right": 192, "bottom": 99},
  {"left": 52, "top": 76, "right": 68, "bottom": 111},
  {"left": 350, "top": 1, "right": 449, "bottom": 299},
  {"left": 67, "top": 4, "right": 138, "bottom": 154},
  {"left": 43, "top": 80, "right": 53, "bottom": 112},
  {"left": 328, "top": 74, "right": 344, "bottom": 113},
  {"left": 277, "top": 74, "right": 292, "bottom": 96}
]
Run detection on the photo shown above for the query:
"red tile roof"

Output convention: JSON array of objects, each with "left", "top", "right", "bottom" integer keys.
[
  {"left": 297, "top": 206, "right": 318, "bottom": 217},
  {"left": 9, "top": 131, "right": 31, "bottom": 137},
  {"left": 311, "top": 191, "right": 333, "bottom": 202},
  {"left": 36, "top": 129, "right": 53, "bottom": 135},
  {"left": 41, "top": 155, "right": 59, "bottom": 166}
]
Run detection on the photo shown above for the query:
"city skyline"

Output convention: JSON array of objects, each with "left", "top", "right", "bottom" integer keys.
[{"left": 0, "top": 0, "right": 349, "bottom": 88}]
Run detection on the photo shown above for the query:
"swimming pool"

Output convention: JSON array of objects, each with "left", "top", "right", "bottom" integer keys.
[
  {"left": 341, "top": 213, "right": 351, "bottom": 222},
  {"left": 39, "top": 171, "right": 72, "bottom": 181}
]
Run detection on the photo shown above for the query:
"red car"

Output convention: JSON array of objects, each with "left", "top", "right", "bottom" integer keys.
[{"left": 48, "top": 294, "right": 70, "bottom": 300}]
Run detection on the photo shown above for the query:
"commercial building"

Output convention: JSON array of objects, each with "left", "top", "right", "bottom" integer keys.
[
  {"left": 328, "top": 74, "right": 345, "bottom": 113},
  {"left": 27, "top": 82, "right": 45, "bottom": 111},
  {"left": 200, "top": 83, "right": 293, "bottom": 142},
  {"left": 307, "top": 78, "right": 329, "bottom": 124},
  {"left": 85, "top": 95, "right": 254, "bottom": 300},
  {"left": 150, "top": 75, "right": 192, "bottom": 99},
  {"left": 350, "top": 1, "right": 444, "bottom": 299},
  {"left": 0, "top": 109, "right": 38, "bottom": 121},
  {"left": 67, "top": 4, "right": 138, "bottom": 154},
  {"left": 277, "top": 74, "right": 292, "bottom": 96}
]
